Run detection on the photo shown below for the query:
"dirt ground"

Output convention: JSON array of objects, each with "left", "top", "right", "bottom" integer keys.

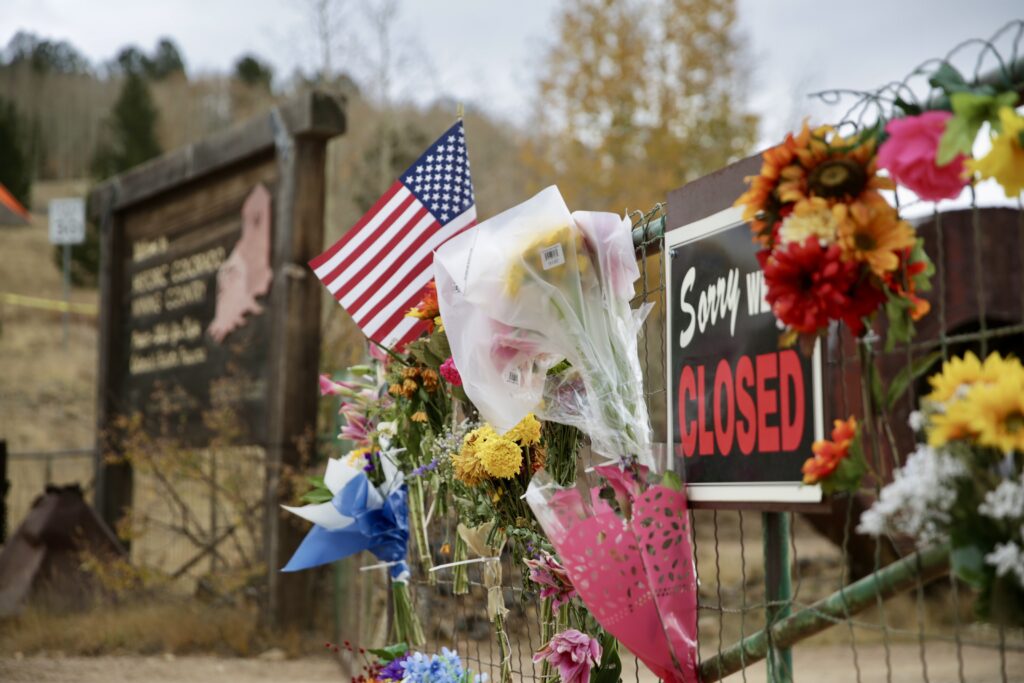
[{"left": 1, "top": 643, "right": 1021, "bottom": 683}]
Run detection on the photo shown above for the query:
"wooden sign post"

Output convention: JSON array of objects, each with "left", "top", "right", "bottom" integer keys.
[{"left": 89, "top": 91, "right": 345, "bottom": 626}]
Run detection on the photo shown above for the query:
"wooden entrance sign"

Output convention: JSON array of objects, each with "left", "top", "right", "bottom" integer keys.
[{"left": 88, "top": 91, "right": 345, "bottom": 625}]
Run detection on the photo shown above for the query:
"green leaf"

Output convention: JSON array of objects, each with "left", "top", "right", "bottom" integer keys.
[
  {"left": 660, "top": 470, "right": 683, "bottom": 492},
  {"left": 893, "top": 97, "right": 922, "bottom": 117},
  {"left": 299, "top": 488, "right": 333, "bottom": 504},
  {"left": 820, "top": 435, "right": 867, "bottom": 495},
  {"left": 938, "top": 90, "right": 1020, "bottom": 165},
  {"left": 592, "top": 632, "right": 623, "bottom": 683},
  {"left": 868, "top": 357, "right": 885, "bottom": 413},
  {"left": 368, "top": 642, "right": 409, "bottom": 662},
  {"left": 885, "top": 350, "right": 942, "bottom": 410},
  {"left": 884, "top": 296, "right": 913, "bottom": 352},
  {"left": 928, "top": 63, "right": 969, "bottom": 96},
  {"left": 950, "top": 543, "right": 987, "bottom": 589}
]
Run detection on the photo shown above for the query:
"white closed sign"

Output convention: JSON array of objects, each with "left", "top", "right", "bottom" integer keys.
[{"left": 49, "top": 198, "right": 86, "bottom": 245}]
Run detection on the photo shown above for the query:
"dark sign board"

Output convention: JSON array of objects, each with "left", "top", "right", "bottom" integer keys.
[
  {"left": 665, "top": 206, "right": 823, "bottom": 505},
  {"left": 120, "top": 181, "right": 275, "bottom": 447}
]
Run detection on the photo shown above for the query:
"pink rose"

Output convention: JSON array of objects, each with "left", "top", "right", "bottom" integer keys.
[
  {"left": 877, "top": 111, "right": 969, "bottom": 201},
  {"left": 533, "top": 629, "right": 602, "bottom": 683},
  {"left": 439, "top": 356, "right": 462, "bottom": 386}
]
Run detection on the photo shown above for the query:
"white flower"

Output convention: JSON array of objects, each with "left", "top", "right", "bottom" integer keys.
[
  {"left": 907, "top": 410, "right": 926, "bottom": 432},
  {"left": 376, "top": 420, "right": 398, "bottom": 436},
  {"left": 978, "top": 477, "right": 1024, "bottom": 522},
  {"left": 985, "top": 541, "right": 1024, "bottom": 588},
  {"left": 858, "top": 444, "right": 967, "bottom": 548}
]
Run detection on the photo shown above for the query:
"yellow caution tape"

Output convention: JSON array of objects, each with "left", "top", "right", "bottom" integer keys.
[{"left": 0, "top": 292, "right": 98, "bottom": 315}]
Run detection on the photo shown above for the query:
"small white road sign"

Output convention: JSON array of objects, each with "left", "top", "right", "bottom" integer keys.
[{"left": 49, "top": 198, "right": 86, "bottom": 245}]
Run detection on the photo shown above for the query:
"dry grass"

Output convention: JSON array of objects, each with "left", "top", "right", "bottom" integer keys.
[{"left": 0, "top": 601, "right": 310, "bottom": 658}]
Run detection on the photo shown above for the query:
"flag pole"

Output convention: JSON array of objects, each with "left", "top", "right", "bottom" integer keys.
[{"left": 456, "top": 102, "right": 464, "bottom": 120}]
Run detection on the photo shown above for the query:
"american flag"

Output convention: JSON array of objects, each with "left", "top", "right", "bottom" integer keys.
[{"left": 309, "top": 121, "right": 476, "bottom": 348}]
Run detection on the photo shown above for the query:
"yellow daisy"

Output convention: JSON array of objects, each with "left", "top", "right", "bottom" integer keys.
[
  {"left": 777, "top": 197, "right": 840, "bottom": 245},
  {"left": 966, "top": 107, "right": 1024, "bottom": 198},
  {"left": 963, "top": 374, "right": 1024, "bottom": 454},
  {"left": 835, "top": 196, "right": 915, "bottom": 276}
]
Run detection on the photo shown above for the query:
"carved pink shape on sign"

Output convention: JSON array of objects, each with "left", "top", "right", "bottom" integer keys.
[
  {"left": 208, "top": 184, "right": 273, "bottom": 343},
  {"left": 529, "top": 475, "right": 699, "bottom": 682}
]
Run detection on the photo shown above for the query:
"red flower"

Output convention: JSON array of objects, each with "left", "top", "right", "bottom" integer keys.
[
  {"left": 884, "top": 247, "right": 931, "bottom": 321},
  {"left": 759, "top": 238, "right": 860, "bottom": 335}
]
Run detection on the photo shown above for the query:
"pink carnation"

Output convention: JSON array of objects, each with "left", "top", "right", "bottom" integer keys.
[
  {"left": 533, "top": 629, "right": 602, "bottom": 683},
  {"left": 439, "top": 356, "right": 462, "bottom": 386},
  {"left": 877, "top": 110, "right": 969, "bottom": 201}
]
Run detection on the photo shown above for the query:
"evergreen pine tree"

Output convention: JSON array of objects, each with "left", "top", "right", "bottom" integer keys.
[
  {"left": 0, "top": 96, "right": 32, "bottom": 206},
  {"left": 91, "top": 71, "right": 162, "bottom": 179}
]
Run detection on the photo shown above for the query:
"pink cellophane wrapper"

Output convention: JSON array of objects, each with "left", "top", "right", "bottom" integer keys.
[{"left": 526, "top": 467, "right": 698, "bottom": 682}]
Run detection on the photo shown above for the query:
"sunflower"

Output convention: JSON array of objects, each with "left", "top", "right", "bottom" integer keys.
[
  {"left": 778, "top": 125, "right": 894, "bottom": 207},
  {"left": 962, "top": 374, "right": 1024, "bottom": 454},
  {"left": 926, "top": 400, "right": 976, "bottom": 448},
  {"left": 835, "top": 197, "right": 915, "bottom": 276},
  {"left": 736, "top": 121, "right": 812, "bottom": 242},
  {"left": 925, "top": 351, "right": 1021, "bottom": 403}
]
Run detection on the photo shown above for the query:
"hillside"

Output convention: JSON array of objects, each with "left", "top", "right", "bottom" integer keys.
[{"left": 1, "top": 180, "right": 98, "bottom": 531}]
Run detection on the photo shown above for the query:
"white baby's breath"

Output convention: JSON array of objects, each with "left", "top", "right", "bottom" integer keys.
[
  {"left": 978, "top": 477, "right": 1024, "bottom": 522},
  {"left": 858, "top": 444, "right": 967, "bottom": 547}
]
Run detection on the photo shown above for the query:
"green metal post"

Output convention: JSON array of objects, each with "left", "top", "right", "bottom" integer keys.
[{"left": 763, "top": 512, "right": 793, "bottom": 683}]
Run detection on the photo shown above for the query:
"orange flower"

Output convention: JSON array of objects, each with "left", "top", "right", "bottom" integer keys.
[
  {"left": 736, "top": 121, "right": 812, "bottom": 244},
  {"left": 802, "top": 416, "right": 857, "bottom": 485},
  {"left": 835, "top": 196, "right": 916, "bottom": 276},
  {"left": 884, "top": 246, "right": 931, "bottom": 321},
  {"left": 405, "top": 280, "right": 440, "bottom": 333}
]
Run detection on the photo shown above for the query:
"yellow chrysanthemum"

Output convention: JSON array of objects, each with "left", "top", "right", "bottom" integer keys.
[
  {"left": 452, "top": 449, "right": 488, "bottom": 486},
  {"left": 777, "top": 197, "right": 840, "bottom": 245},
  {"left": 962, "top": 374, "right": 1024, "bottom": 454},
  {"left": 835, "top": 197, "right": 915, "bottom": 276},
  {"left": 504, "top": 413, "right": 542, "bottom": 446},
  {"left": 476, "top": 437, "right": 523, "bottom": 479},
  {"left": 966, "top": 107, "right": 1024, "bottom": 198}
]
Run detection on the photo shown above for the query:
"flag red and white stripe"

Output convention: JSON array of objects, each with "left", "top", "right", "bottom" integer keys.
[{"left": 310, "top": 121, "right": 476, "bottom": 348}]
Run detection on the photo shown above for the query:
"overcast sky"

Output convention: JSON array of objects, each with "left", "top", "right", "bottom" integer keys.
[{"left": 3, "top": 0, "right": 1021, "bottom": 141}]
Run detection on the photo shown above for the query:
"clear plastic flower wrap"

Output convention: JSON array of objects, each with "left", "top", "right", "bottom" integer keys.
[{"left": 434, "top": 185, "right": 652, "bottom": 467}]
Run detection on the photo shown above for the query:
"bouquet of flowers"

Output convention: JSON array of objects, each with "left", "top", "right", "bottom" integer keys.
[
  {"left": 435, "top": 187, "right": 698, "bottom": 680},
  {"left": 434, "top": 186, "right": 651, "bottom": 467},
  {"left": 735, "top": 122, "right": 932, "bottom": 349},
  {"left": 858, "top": 351, "right": 1024, "bottom": 624},
  {"left": 341, "top": 641, "right": 487, "bottom": 683},
  {"left": 284, "top": 365, "right": 424, "bottom": 645}
]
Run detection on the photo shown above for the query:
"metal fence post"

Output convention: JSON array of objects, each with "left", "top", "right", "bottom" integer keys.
[
  {"left": 0, "top": 440, "right": 7, "bottom": 543},
  {"left": 763, "top": 511, "right": 793, "bottom": 683}
]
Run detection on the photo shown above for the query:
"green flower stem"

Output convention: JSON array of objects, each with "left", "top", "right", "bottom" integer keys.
[
  {"left": 494, "top": 609, "right": 514, "bottom": 683},
  {"left": 539, "top": 596, "right": 556, "bottom": 681},
  {"left": 406, "top": 478, "right": 435, "bottom": 583},
  {"left": 452, "top": 532, "right": 470, "bottom": 595},
  {"left": 391, "top": 580, "right": 425, "bottom": 647}
]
